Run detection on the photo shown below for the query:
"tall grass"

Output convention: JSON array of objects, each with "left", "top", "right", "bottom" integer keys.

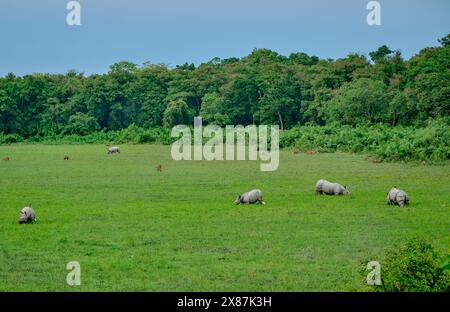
[
  {"left": 280, "top": 119, "right": 449, "bottom": 163},
  {"left": 1, "top": 119, "right": 449, "bottom": 162}
]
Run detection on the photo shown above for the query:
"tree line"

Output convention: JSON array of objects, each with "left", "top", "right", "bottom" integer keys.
[{"left": 0, "top": 34, "right": 449, "bottom": 139}]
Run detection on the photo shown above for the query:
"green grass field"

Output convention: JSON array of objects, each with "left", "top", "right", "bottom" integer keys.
[{"left": 0, "top": 144, "right": 449, "bottom": 291}]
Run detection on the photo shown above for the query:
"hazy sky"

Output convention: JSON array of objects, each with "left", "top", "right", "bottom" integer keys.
[{"left": 1, "top": 0, "right": 449, "bottom": 76}]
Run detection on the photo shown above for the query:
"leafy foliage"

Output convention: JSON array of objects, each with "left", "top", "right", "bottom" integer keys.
[
  {"left": 0, "top": 35, "right": 449, "bottom": 164},
  {"left": 3, "top": 119, "right": 448, "bottom": 163},
  {"left": 326, "top": 78, "right": 390, "bottom": 125},
  {"left": 281, "top": 119, "right": 450, "bottom": 162},
  {"left": 0, "top": 36, "right": 448, "bottom": 139},
  {"left": 380, "top": 238, "right": 450, "bottom": 292}
]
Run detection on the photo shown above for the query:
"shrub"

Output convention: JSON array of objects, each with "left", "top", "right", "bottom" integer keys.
[
  {"left": 380, "top": 238, "right": 450, "bottom": 292},
  {"left": 440, "top": 255, "right": 450, "bottom": 273},
  {"left": 280, "top": 120, "right": 450, "bottom": 163},
  {"left": 63, "top": 113, "right": 100, "bottom": 136},
  {"left": 2, "top": 121, "right": 449, "bottom": 163},
  {"left": 0, "top": 133, "right": 23, "bottom": 144}
]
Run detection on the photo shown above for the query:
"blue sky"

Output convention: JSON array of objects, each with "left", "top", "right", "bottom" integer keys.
[{"left": 1, "top": 0, "right": 449, "bottom": 76}]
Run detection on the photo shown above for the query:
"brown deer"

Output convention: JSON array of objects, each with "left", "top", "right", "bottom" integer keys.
[
  {"left": 2, "top": 157, "right": 10, "bottom": 161},
  {"left": 64, "top": 155, "right": 70, "bottom": 160},
  {"left": 155, "top": 164, "right": 162, "bottom": 172}
]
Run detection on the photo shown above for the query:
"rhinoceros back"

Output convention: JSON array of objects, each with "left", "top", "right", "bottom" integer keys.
[{"left": 242, "top": 189, "right": 263, "bottom": 203}]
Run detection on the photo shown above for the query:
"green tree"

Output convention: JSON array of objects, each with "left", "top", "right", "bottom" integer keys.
[
  {"left": 438, "top": 33, "right": 450, "bottom": 47},
  {"left": 199, "top": 93, "right": 230, "bottom": 126},
  {"left": 64, "top": 112, "right": 100, "bottom": 135},
  {"left": 289, "top": 52, "right": 319, "bottom": 66},
  {"left": 387, "top": 90, "right": 410, "bottom": 126},
  {"left": 256, "top": 69, "right": 301, "bottom": 130},
  {"left": 40, "top": 97, "right": 68, "bottom": 134},
  {"left": 163, "top": 99, "right": 191, "bottom": 127},
  {"left": 369, "top": 45, "right": 394, "bottom": 64},
  {"left": 0, "top": 90, "right": 18, "bottom": 133},
  {"left": 327, "top": 78, "right": 390, "bottom": 125},
  {"left": 409, "top": 72, "right": 450, "bottom": 120},
  {"left": 126, "top": 64, "right": 170, "bottom": 128}
]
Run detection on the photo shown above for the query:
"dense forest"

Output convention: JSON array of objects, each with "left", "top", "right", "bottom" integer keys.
[{"left": 0, "top": 34, "right": 449, "bottom": 160}]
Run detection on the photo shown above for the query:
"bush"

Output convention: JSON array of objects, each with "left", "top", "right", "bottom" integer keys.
[
  {"left": 0, "top": 133, "right": 23, "bottom": 144},
  {"left": 25, "top": 125, "right": 175, "bottom": 146},
  {"left": 2, "top": 121, "right": 449, "bottom": 163},
  {"left": 380, "top": 238, "right": 450, "bottom": 292},
  {"left": 63, "top": 112, "right": 100, "bottom": 136},
  {"left": 440, "top": 255, "right": 450, "bottom": 273},
  {"left": 280, "top": 120, "right": 450, "bottom": 163}
]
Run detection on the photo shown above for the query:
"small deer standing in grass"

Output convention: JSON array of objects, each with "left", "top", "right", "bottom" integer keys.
[
  {"left": 64, "top": 155, "right": 70, "bottom": 160},
  {"left": 2, "top": 157, "right": 10, "bottom": 161},
  {"left": 155, "top": 164, "right": 162, "bottom": 172}
]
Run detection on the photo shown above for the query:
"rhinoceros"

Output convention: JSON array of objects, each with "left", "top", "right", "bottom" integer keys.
[
  {"left": 234, "top": 189, "right": 265, "bottom": 205},
  {"left": 19, "top": 205, "right": 36, "bottom": 224},
  {"left": 315, "top": 179, "right": 350, "bottom": 195},
  {"left": 107, "top": 146, "right": 120, "bottom": 154},
  {"left": 387, "top": 187, "right": 409, "bottom": 206}
]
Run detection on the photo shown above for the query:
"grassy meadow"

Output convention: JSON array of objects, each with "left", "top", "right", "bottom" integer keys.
[{"left": 0, "top": 144, "right": 449, "bottom": 291}]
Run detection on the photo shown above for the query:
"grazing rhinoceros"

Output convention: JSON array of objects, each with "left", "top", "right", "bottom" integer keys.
[
  {"left": 387, "top": 187, "right": 409, "bottom": 206},
  {"left": 107, "top": 146, "right": 120, "bottom": 154},
  {"left": 234, "top": 189, "right": 265, "bottom": 205},
  {"left": 19, "top": 205, "right": 36, "bottom": 224},
  {"left": 315, "top": 179, "right": 350, "bottom": 195}
]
